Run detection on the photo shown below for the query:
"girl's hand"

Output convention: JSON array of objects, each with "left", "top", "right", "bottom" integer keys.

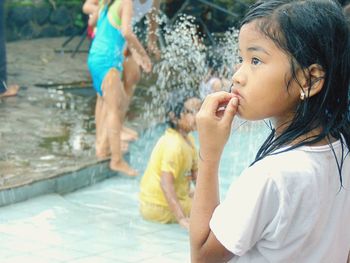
[
  {"left": 196, "top": 91, "right": 239, "bottom": 162},
  {"left": 130, "top": 50, "right": 152, "bottom": 73},
  {"left": 147, "top": 41, "right": 161, "bottom": 60},
  {"left": 140, "top": 54, "right": 152, "bottom": 73}
]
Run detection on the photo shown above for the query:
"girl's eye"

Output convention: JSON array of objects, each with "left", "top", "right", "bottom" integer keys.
[
  {"left": 251, "top": 57, "right": 261, "bottom": 65},
  {"left": 237, "top": 56, "right": 243, "bottom": 64}
]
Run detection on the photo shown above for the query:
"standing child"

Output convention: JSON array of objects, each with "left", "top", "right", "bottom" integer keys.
[
  {"left": 0, "top": 0, "right": 19, "bottom": 98},
  {"left": 139, "top": 92, "right": 201, "bottom": 230},
  {"left": 87, "top": 0, "right": 152, "bottom": 176},
  {"left": 83, "top": 0, "right": 160, "bottom": 142},
  {"left": 190, "top": 0, "right": 350, "bottom": 262}
]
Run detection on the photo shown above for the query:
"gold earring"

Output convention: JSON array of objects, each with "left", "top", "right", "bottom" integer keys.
[{"left": 300, "top": 92, "right": 305, "bottom": 100}]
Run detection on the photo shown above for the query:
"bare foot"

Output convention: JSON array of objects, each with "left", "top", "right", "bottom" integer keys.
[
  {"left": 109, "top": 159, "right": 138, "bottom": 176},
  {"left": 0, "top": 84, "right": 20, "bottom": 98}
]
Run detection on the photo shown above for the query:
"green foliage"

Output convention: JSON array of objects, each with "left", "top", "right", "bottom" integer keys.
[
  {"left": 6, "top": 0, "right": 83, "bottom": 8},
  {"left": 74, "top": 13, "right": 85, "bottom": 28},
  {"left": 44, "top": 0, "right": 82, "bottom": 5}
]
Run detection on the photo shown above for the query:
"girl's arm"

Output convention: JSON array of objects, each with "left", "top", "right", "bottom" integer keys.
[
  {"left": 190, "top": 92, "right": 238, "bottom": 263},
  {"left": 82, "top": 0, "right": 99, "bottom": 26},
  {"left": 188, "top": 169, "right": 197, "bottom": 198},
  {"left": 146, "top": 0, "right": 161, "bottom": 59},
  {"left": 82, "top": 0, "right": 98, "bottom": 14},
  {"left": 160, "top": 171, "right": 189, "bottom": 230},
  {"left": 120, "top": 0, "right": 152, "bottom": 73}
]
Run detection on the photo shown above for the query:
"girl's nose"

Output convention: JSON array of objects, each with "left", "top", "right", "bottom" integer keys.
[{"left": 232, "top": 65, "right": 245, "bottom": 88}]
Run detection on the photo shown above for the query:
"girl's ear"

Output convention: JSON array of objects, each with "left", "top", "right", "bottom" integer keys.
[{"left": 300, "top": 64, "right": 325, "bottom": 99}]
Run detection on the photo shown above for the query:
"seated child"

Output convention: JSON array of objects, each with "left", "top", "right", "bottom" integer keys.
[{"left": 139, "top": 91, "right": 202, "bottom": 230}]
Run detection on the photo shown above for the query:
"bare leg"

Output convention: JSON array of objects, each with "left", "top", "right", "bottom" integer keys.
[
  {"left": 120, "top": 55, "right": 141, "bottom": 141},
  {"left": 102, "top": 69, "right": 138, "bottom": 176},
  {"left": 123, "top": 54, "right": 141, "bottom": 100},
  {"left": 95, "top": 95, "right": 110, "bottom": 158},
  {"left": 96, "top": 96, "right": 128, "bottom": 158},
  {"left": 0, "top": 3, "right": 19, "bottom": 99}
]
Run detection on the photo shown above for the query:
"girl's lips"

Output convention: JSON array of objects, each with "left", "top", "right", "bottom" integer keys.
[{"left": 231, "top": 89, "right": 243, "bottom": 101}]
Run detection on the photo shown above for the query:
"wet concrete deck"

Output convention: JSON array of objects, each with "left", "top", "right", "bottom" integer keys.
[{"left": 0, "top": 36, "right": 154, "bottom": 205}]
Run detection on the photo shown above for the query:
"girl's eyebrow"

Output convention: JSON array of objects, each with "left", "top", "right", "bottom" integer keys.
[{"left": 247, "top": 45, "right": 270, "bottom": 55}]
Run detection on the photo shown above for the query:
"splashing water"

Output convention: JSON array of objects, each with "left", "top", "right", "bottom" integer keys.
[
  {"left": 130, "top": 15, "right": 271, "bottom": 191},
  {"left": 207, "top": 27, "right": 240, "bottom": 83},
  {"left": 136, "top": 14, "right": 210, "bottom": 127}
]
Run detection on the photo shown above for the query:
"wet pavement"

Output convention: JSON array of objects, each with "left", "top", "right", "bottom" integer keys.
[
  {"left": 0, "top": 36, "right": 154, "bottom": 192},
  {"left": 0, "top": 172, "right": 192, "bottom": 263},
  {"left": 1, "top": 37, "right": 95, "bottom": 189}
]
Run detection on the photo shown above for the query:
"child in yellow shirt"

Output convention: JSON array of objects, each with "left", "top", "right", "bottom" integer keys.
[{"left": 139, "top": 92, "right": 201, "bottom": 230}]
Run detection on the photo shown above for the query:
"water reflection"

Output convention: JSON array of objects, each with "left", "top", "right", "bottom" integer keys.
[{"left": 0, "top": 85, "right": 96, "bottom": 187}]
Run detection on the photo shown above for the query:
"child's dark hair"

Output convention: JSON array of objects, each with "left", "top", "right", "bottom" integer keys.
[
  {"left": 165, "top": 89, "right": 199, "bottom": 129},
  {"left": 242, "top": 0, "right": 350, "bottom": 185}
]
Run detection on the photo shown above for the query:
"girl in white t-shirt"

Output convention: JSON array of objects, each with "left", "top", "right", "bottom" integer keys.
[{"left": 190, "top": 1, "right": 350, "bottom": 263}]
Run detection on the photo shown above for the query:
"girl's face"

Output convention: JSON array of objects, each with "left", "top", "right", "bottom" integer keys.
[
  {"left": 177, "top": 97, "right": 202, "bottom": 133},
  {"left": 232, "top": 21, "right": 301, "bottom": 128}
]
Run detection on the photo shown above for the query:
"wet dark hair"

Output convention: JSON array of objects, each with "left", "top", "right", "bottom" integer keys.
[
  {"left": 242, "top": 0, "right": 350, "bottom": 185},
  {"left": 165, "top": 89, "right": 199, "bottom": 129}
]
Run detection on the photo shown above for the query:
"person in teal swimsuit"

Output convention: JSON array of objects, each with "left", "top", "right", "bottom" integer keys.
[
  {"left": 87, "top": 0, "right": 152, "bottom": 176},
  {"left": 83, "top": 0, "right": 160, "bottom": 142}
]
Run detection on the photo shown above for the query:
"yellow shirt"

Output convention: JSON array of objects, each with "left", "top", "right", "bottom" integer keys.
[{"left": 140, "top": 128, "right": 198, "bottom": 207}]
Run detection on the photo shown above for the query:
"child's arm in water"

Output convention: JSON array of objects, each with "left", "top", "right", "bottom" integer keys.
[
  {"left": 120, "top": 0, "right": 152, "bottom": 73},
  {"left": 188, "top": 169, "right": 197, "bottom": 198},
  {"left": 190, "top": 92, "right": 239, "bottom": 263},
  {"left": 82, "top": 0, "right": 99, "bottom": 27},
  {"left": 190, "top": 169, "right": 198, "bottom": 183},
  {"left": 160, "top": 171, "right": 190, "bottom": 230}
]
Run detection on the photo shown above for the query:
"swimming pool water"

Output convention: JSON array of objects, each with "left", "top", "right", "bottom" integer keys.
[{"left": 130, "top": 119, "right": 270, "bottom": 196}]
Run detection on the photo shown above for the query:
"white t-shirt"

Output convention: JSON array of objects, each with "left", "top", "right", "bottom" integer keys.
[
  {"left": 133, "top": 0, "right": 153, "bottom": 24},
  {"left": 210, "top": 139, "right": 350, "bottom": 263}
]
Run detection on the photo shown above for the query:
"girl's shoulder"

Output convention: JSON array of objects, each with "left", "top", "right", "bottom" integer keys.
[
  {"left": 249, "top": 147, "right": 321, "bottom": 175},
  {"left": 244, "top": 141, "right": 349, "bottom": 190},
  {"left": 159, "top": 128, "right": 181, "bottom": 145}
]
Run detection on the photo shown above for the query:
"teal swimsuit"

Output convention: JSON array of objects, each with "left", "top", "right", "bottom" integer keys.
[{"left": 87, "top": 1, "right": 125, "bottom": 96}]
